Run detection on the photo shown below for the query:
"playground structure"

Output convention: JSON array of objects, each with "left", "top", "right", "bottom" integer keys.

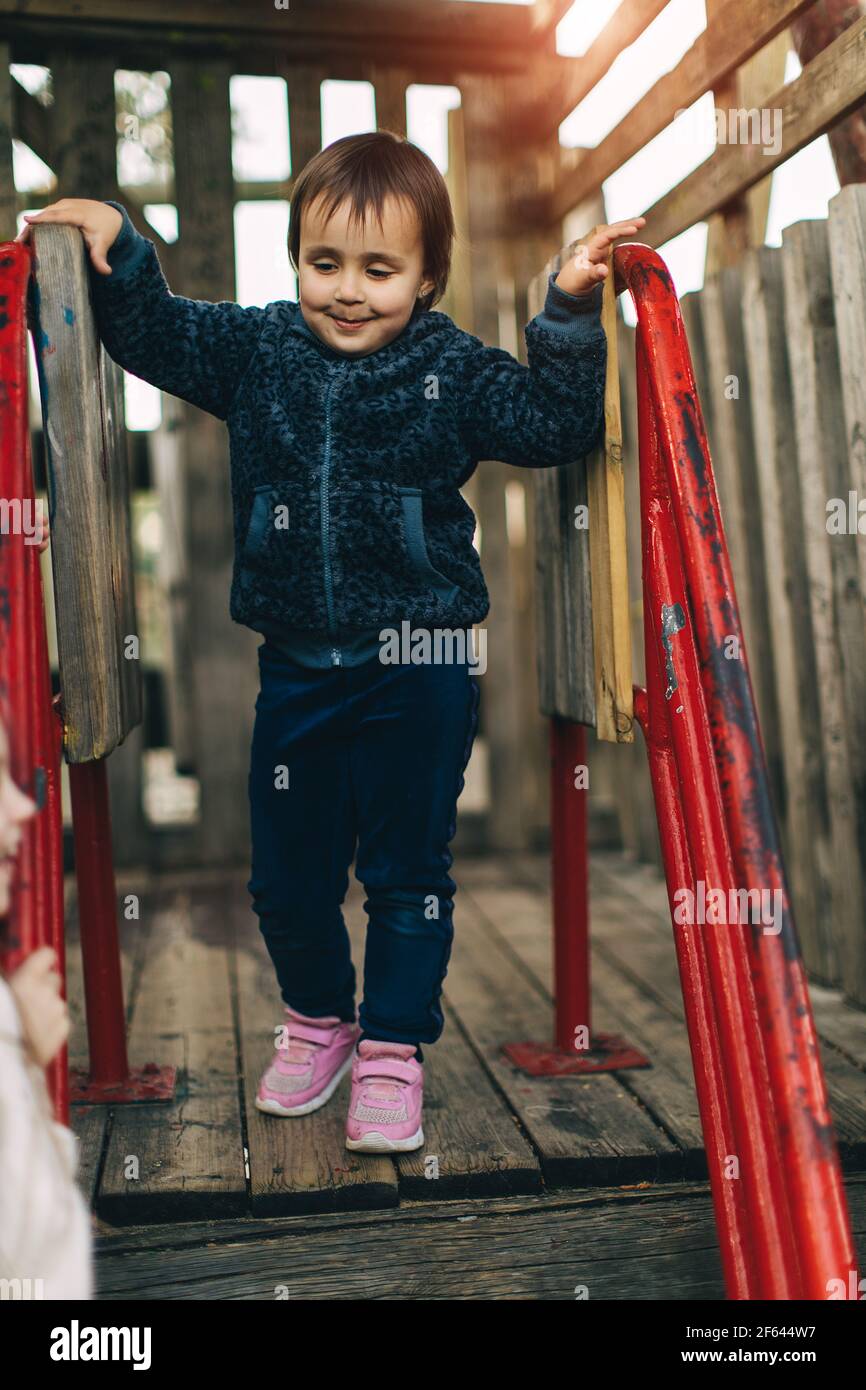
[{"left": 1, "top": 0, "right": 866, "bottom": 1299}]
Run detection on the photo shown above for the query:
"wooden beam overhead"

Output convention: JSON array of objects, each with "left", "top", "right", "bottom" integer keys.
[
  {"left": 0, "top": 0, "right": 547, "bottom": 46},
  {"left": 508, "top": 0, "right": 671, "bottom": 145},
  {"left": 532, "top": 0, "right": 816, "bottom": 227},
  {"left": 637, "top": 13, "right": 866, "bottom": 250}
]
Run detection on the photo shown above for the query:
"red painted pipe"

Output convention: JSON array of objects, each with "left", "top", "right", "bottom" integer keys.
[
  {"left": 618, "top": 241, "right": 859, "bottom": 1299},
  {"left": 68, "top": 758, "right": 130, "bottom": 1087},
  {"left": 0, "top": 242, "right": 67, "bottom": 1122},
  {"left": 550, "top": 717, "right": 590, "bottom": 1050}
]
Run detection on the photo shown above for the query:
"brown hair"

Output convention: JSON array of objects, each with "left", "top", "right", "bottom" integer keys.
[{"left": 288, "top": 130, "right": 454, "bottom": 312}]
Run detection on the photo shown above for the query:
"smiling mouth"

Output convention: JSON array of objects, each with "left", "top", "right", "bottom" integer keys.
[{"left": 328, "top": 313, "right": 374, "bottom": 325}]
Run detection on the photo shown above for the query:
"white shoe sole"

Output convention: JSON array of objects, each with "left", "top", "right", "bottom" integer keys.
[
  {"left": 345, "top": 1125, "right": 424, "bottom": 1153},
  {"left": 255, "top": 1051, "right": 354, "bottom": 1117}
]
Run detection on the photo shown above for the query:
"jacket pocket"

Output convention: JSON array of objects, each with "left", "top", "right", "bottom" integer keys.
[
  {"left": 238, "top": 477, "right": 329, "bottom": 626},
  {"left": 397, "top": 487, "right": 460, "bottom": 604},
  {"left": 241, "top": 483, "right": 279, "bottom": 572}
]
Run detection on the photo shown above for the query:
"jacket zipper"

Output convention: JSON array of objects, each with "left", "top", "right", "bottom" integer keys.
[{"left": 321, "top": 364, "right": 343, "bottom": 666}]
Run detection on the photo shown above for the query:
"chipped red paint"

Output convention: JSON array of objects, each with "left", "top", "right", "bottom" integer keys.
[
  {"left": 0, "top": 242, "right": 68, "bottom": 1124},
  {"left": 619, "top": 241, "right": 859, "bottom": 1300}
]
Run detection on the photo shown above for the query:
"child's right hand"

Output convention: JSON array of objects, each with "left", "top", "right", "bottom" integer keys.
[
  {"left": 15, "top": 198, "right": 123, "bottom": 276},
  {"left": 8, "top": 946, "right": 70, "bottom": 1068}
]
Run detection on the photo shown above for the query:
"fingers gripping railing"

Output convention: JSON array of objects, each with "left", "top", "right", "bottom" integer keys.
[{"left": 617, "top": 242, "right": 859, "bottom": 1300}]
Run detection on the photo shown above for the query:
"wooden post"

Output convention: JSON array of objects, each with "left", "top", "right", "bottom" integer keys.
[
  {"left": 171, "top": 59, "right": 258, "bottom": 868},
  {"left": 30, "top": 223, "right": 143, "bottom": 762},
  {"left": 0, "top": 44, "right": 16, "bottom": 241},
  {"left": 576, "top": 228, "right": 632, "bottom": 745}
]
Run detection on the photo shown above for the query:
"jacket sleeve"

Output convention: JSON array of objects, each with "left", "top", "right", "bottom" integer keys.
[
  {"left": 456, "top": 273, "right": 607, "bottom": 468},
  {"left": 85, "top": 200, "right": 268, "bottom": 420}
]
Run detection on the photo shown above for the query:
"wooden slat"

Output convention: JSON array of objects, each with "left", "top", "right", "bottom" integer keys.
[
  {"left": 583, "top": 234, "right": 632, "bottom": 744},
  {"left": 170, "top": 59, "right": 259, "bottom": 867},
  {"left": 49, "top": 49, "right": 116, "bottom": 196},
  {"left": 695, "top": 268, "right": 786, "bottom": 822},
  {"left": 827, "top": 185, "right": 866, "bottom": 1006},
  {"left": 704, "top": 23, "right": 791, "bottom": 273},
  {"left": 91, "top": 1182, "right": 742, "bottom": 1299},
  {"left": 447, "top": 880, "right": 682, "bottom": 1186},
  {"left": 0, "top": 2, "right": 548, "bottom": 77},
  {"left": 31, "top": 222, "right": 142, "bottom": 760},
  {"left": 370, "top": 65, "right": 409, "bottom": 139},
  {"left": 461, "top": 74, "right": 527, "bottom": 848},
  {"left": 0, "top": 0, "right": 540, "bottom": 40},
  {"left": 740, "top": 245, "right": 837, "bottom": 981},
  {"left": 610, "top": 311, "right": 662, "bottom": 865},
  {"left": 0, "top": 43, "right": 15, "bottom": 239},
  {"left": 97, "top": 881, "right": 248, "bottom": 1222},
  {"left": 635, "top": 15, "right": 866, "bottom": 251},
  {"left": 284, "top": 61, "right": 324, "bottom": 176},
  {"left": 528, "top": 234, "right": 632, "bottom": 739},
  {"left": 781, "top": 217, "right": 866, "bottom": 1007},
  {"left": 461, "top": 871, "right": 708, "bottom": 1174}
]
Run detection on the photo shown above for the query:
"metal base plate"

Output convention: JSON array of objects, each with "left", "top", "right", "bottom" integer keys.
[
  {"left": 502, "top": 1033, "right": 652, "bottom": 1076},
  {"left": 69, "top": 1063, "right": 177, "bottom": 1104}
]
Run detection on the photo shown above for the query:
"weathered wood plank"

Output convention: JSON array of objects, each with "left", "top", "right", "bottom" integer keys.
[
  {"left": 0, "top": 43, "right": 16, "bottom": 241},
  {"left": 782, "top": 216, "right": 866, "bottom": 1007},
  {"left": 740, "top": 246, "right": 837, "bottom": 981},
  {"left": 170, "top": 60, "right": 259, "bottom": 868},
  {"left": 461, "top": 876, "right": 708, "bottom": 1175},
  {"left": 583, "top": 236, "right": 632, "bottom": 744},
  {"left": 91, "top": 1172, "right": 866, "bottom": 1299},
  {"left": 31, "top": 222, "right": 142, "bottom": 761},
  {"left": 696, "top": 267, "right": 785, "bottom": 824},
  {"left": 827, "top": 185, "right": 866, "bottom": 997},
  {"left": 97, "top": 881, "right": 248, "bottom": 1222},
  {"left": 445, "top": 878, "right": 682, "bottom": 1186}
]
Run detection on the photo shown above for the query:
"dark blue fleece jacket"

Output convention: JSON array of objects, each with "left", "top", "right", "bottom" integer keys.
[{"left": 88, "top": 201, "right": 607, "bottom": 666}]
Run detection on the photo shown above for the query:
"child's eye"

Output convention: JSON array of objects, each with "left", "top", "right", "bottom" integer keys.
[
  {"left": 368, "top": 269, "right": 392, "bottom": 279},
  {"left": 313, "top": 261, "right": 335, "bottom": 272}
]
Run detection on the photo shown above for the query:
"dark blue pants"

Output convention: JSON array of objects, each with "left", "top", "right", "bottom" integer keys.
[{"left": 246, "top": 640, "right": 480, "bottom": 1060}]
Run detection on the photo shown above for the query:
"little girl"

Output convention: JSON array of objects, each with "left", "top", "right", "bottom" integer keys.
[{"left": 21, "top": 131, "right": 643, "bottom": 1155}]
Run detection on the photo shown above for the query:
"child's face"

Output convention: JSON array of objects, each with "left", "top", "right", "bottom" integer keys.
[
  {"left": 0, "top": 720, "right": 37, "bottom": 918},
  {"left": 297, "top": 192, "right": 435, "bottom": 358}
]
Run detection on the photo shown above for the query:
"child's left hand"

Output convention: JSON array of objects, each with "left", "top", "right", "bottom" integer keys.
[{"left": 555, "top": 218, "right": 646, "bottom": 297}]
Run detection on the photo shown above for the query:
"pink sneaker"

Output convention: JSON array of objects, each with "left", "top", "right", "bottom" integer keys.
[
  {"left": 256, "top": 1006, "right": 360, "bottom": 1117},
  {"left": 345, "top": 1040, "right": 424, "bottom": 1153}
]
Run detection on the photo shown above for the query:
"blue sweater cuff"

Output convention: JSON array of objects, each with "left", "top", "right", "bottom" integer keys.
[
  {"left": 100, "top": 200, "right": 152, "bottom": 280},
  {"left": 534, "top": 271, "right": 603, "bottom": 335}
]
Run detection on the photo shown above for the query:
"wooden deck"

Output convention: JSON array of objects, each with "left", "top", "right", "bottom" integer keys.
[{"left": 67, "top": 849, "right": 866, "bottom": 1299}]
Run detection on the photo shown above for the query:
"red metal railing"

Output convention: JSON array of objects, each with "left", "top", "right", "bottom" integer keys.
[
  {"left": 619, "top": 240, "right": 860, "bottom": 1300},
  {"left": 0, "top": 242, "right": 68, "bottom": 1122},
  {"left": 0, "top": 238, "right": 175, "bottom": 1117}
]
